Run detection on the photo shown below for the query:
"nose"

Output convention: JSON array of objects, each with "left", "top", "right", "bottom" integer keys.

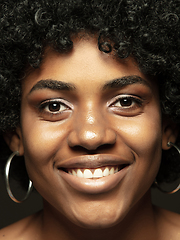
[{"left": 67, "top": 107, "right": 116, "bottom": 151}]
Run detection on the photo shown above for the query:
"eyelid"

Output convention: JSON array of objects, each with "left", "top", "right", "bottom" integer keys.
[
  {"left": 107, "top": 94, "right": 143, "bottom": 107},
  {"left": 38, "top": 98, "right": 73, "bottom": 112}
]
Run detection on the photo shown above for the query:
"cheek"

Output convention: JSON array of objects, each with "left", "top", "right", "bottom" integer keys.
[
  {"left": 120, "top": 118, "right": 162, "bottom": 155},
  {"left": 21, "top": 120, "right": 72, "bottom": 205},
  {"left": 114, "top": 112, "right": 162, "bottom": 176},
  {"left": 114, "top": 99, "right": 162, "bottom": 154},
  {"left": 109, "top": 113, "right": 163, "bottom": 207},
  {"left": 21, "top": 120, "right": 68, "bottom": 175}
]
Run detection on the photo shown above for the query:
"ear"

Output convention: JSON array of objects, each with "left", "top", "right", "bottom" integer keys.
[
  {"left": 3, "top": 127, "right": 24, "bottom": 156},
  {"left": 162, "top": 117, "right": 179, "bottom": 150}
]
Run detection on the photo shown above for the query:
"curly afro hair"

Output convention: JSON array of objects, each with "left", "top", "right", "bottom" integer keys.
[{"left": 0, "top": 0, "right": 180, "bottom": 186}]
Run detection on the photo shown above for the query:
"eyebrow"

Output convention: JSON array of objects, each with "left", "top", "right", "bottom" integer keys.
[
  {"left": 29, "top": 79, "right": 75, "bottom": 94},
  {"left": 29, "top": 75, "right": 150, "bottom": 94},
  {"left": 102, "top": 75, "right": 150, "bottom": 90}
]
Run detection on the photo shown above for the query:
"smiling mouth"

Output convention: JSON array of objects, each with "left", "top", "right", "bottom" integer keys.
[{"left": 60, "top": 165, "right": 128, "bottom": 179}]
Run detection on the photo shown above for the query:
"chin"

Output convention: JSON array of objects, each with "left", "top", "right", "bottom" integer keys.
[
  {"left": 70, "top": 208, "right": 124, "bottom": 229},
  {"left": 75, "top": 218, "right": 119, "bottom": 229}
]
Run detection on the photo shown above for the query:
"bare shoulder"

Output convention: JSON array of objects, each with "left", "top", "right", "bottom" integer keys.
[
  {"left": 155, "top": 206, "right": 180, "bottom": 240},
  {"left": 0, "top": 211, "right": 42, "bottom": 240}
]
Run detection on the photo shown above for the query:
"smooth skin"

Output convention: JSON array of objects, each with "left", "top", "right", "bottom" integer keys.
[{"left": 1, "top": 37, "right": 180, "bottom": 240}]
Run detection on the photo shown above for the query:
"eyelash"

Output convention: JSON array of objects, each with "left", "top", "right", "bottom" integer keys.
[
  {"left": 38, "top": 99, "right": 70, "bottom": 115},
  {"left": 37, "top": 95, "right": 144, "bottom": 120},
  {"left": 110, "top": 95, "right": 143, "bottom": 110}
]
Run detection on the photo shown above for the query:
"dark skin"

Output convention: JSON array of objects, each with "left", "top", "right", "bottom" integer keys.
[{"left": 0, "top": 37, "right": 180, "bottom": 240}]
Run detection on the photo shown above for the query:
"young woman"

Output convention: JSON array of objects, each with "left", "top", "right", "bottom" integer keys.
[{"left": 0, "top": 0, "right": 180, "bottom": 239}]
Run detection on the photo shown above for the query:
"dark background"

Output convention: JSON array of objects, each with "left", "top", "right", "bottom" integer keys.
[{"left": 1, "top": 173, "right": 180, "bottom": 229}]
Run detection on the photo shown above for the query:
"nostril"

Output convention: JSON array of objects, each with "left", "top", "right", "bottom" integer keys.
[
  {"left": 97, "top": 143, "right": 116, "bottom": 151},
  {"left": 68, "top": 143, "right": 116, "bottom": 155}
]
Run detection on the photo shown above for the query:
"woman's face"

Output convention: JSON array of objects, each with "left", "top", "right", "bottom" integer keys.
[{"left": 19, "top": 38, "right": 164, "bottom": 228}]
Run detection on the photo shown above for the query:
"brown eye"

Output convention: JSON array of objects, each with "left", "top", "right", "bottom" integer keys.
[
  {"left": 48, "top": 103, "right": 61, "bottom": 112},
  {"left": 119, "top": 97, "right": 133, "bottom": 107},
  {"left": 37, "top": 98, "right": 73, "bottom": 121},
  {"left": 39, "top": 100, "right": 68, "bottom": 114},
  {"left": 111, "top": 95, "right": 143, "bottom": 110}
]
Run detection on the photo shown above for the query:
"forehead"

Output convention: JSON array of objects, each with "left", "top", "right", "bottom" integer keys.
[{"left": 22, "top": 38, "right": 156, "bottom": 95}]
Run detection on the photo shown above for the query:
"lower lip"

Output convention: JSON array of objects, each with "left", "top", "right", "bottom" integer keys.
[{"left": 58, "top": 167, "right": 129, "bottom": 194}]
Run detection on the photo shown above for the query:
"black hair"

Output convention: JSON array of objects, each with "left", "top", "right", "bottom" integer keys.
[{"left": 1, "top": 0, "right": 180, "bottom": 186}]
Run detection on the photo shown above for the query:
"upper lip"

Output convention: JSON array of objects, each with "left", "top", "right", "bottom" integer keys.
[{"left": 56, "top": 154, "right": 133, "bottom": 169}]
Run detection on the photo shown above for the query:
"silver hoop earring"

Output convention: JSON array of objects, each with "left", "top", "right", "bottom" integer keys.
[
  {"left": 5, "top": 151, "right": 33, "bottom": 203},
  {"left": 154, "top": 142, "right": 180, "bottom": 194}
]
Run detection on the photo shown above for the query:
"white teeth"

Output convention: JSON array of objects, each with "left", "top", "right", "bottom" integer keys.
[
  {"left": 84, "top": 169, "right": 93, "bottom": 178},
  {"left": 69, "top": 166, "right": 119, "bottom": 179},
  {"left": 115, "top": 167, "right": 118, "bottom": 173},
  {"left": 103, "top": 167, "right": 109, "bottom": 177},
  {"left": 72, "top": 169, "right": 77, "bottom": 176},
  {"left": 93, "top": 169, "right": 103, "bottom": 178},
  {"left": 77, "top": 169, "right": 83, "bottom": 178},
  {"left": 109, "top": 167, "right": 114, "bottom": 175}
]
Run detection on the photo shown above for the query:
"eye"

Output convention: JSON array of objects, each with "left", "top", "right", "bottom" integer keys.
[
  {"left": 44, "top": 102, "right": 67, "bottom": 113},
  {"left": 39, "top": 99, "right": 70, "bottom": 114},
  {"left": 109, "top": 95, "right": 144, "bottom": 116},
  {"left": 113, "top": 96, "right": 142, "bottom": 108}
]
